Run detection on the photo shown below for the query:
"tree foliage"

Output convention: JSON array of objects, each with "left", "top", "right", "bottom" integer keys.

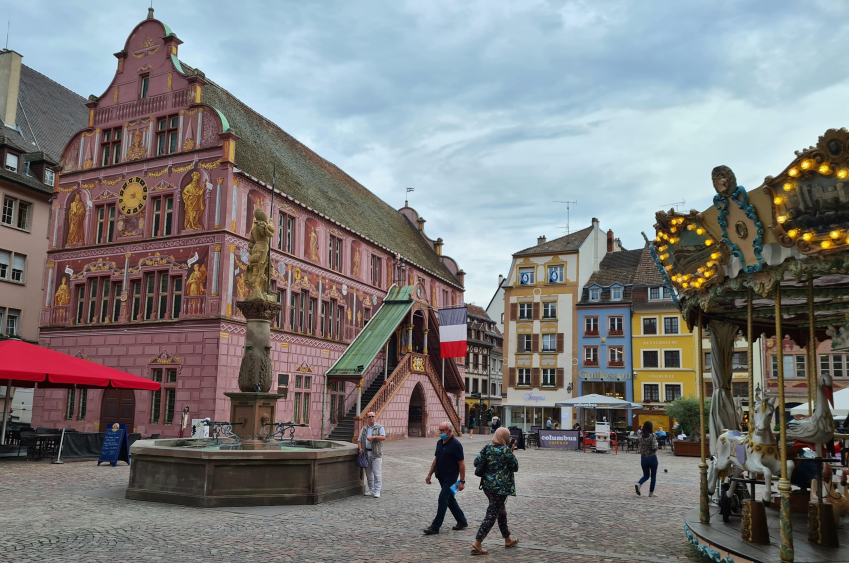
[{"left": 665, "top": 395, "right": 711, "bottom": 442}]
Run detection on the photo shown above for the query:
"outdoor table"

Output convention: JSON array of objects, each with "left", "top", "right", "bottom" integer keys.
[{"left": 32, "top": 434, "right": 61, "bottom": 461}]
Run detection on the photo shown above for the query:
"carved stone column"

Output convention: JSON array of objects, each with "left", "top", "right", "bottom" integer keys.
[{"left": 211, "top": 244, "right": 221, "bottom": 296}]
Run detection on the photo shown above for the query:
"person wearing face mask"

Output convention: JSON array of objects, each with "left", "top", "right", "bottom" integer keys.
[{"left": 423, "top": 422, "right": 468, "bottom": 535}]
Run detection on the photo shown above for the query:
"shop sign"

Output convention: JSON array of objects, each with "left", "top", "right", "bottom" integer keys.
[
  {"left": 579, "top": 370, "right": 631, "bottom": 381},
  {"left": 523, "top": 392, "right": 546, "bottom": 402},
  {"left": 538, "top": 430, "right": 580, "bottom": 450}
]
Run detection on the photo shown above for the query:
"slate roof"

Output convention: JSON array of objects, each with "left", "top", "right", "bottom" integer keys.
[
  {"left": 633, "top": 244, "right": 665, "bottom": 286},
  {"left": 7, "top": 63, "right": 88, "bottom": 163},
  {"left": 577, "top": 248, "right": 643, "bottom": 305},
  {"left": 513, "top": 226, "right": 593, "bottom": 256},
  {"left": 190, "top": 65, "right": 460, "bottom": 287},
  {"left": 467, "top": 303, "right": 493, "bottom": 321}
]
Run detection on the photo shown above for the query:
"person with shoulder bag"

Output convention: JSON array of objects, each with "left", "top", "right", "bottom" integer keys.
[
  {"left": 635, "top": 421, "right": 659, "bottom": 497},
  {"left": 470, "top": 427, "right": 519, "bottom": 555}
]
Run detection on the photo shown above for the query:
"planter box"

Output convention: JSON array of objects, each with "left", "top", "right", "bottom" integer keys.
[{"left": 673, "top": 440, "right": 708, "bottom": 457}]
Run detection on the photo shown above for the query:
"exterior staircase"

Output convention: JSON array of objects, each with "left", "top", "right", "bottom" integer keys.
[{"left": 327, "top": 371, "right": 386, "bottom": 442}]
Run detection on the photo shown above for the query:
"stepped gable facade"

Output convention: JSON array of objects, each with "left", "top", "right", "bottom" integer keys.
[{"left": 32, "top": 11, "right": 464, "bottom": 439}]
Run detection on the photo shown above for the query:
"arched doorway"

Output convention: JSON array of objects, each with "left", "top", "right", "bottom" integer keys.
[
  {"left": 408, "top": 383, "right": 427, "bottom": 438},
  {"left": 100, "top": 389, "right": 136, "bottom": 430}
]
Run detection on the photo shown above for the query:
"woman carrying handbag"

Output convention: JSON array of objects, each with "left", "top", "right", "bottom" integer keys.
[{"left": 470, "top": 427, "right": 519, "bottom": 555}]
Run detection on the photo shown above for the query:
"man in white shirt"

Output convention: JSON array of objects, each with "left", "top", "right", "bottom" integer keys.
[
  {"left": 357, "top": 411, "right": 386, "bottom": 498},
  {"left": 677, "top": 431, "right": 687, "bottom": 440}
]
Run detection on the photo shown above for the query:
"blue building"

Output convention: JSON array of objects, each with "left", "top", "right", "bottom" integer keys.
[{"left": 576, "top": 248, "right": 643, "bottom": 431}]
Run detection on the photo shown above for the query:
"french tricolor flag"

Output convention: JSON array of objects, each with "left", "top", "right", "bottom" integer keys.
[{"left": 438, "top": 307, "right": 467, "bottom": 358}]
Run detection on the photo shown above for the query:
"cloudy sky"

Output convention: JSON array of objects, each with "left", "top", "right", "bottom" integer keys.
[{"left": 13, "top": 1, "right": 849, "bottom": 305}]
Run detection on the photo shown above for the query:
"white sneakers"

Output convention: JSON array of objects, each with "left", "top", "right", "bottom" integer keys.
[
  {"left": 364, "top": 491, "right": 374, "bottom": 496},
  {"left": 649, "top": 492, "right": 656, "bottom": 497},
  {"left": 374, "top": 492, "right": 381, "bottom": 498}
]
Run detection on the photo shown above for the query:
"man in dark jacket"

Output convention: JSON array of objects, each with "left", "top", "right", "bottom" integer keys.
[{"left": 423, "top": 422, "right": 467, "bottom": 535}]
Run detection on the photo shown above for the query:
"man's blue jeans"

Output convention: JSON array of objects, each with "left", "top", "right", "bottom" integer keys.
[
  {"left": 638, "top": 454, "right": 658, "bottom": 493},
  {"left": 431, "top": 479, "right": 467, "bottom": 531}
]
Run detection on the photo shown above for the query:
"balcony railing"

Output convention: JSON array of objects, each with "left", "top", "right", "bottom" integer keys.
[
  {"left": 184, "top": 296, "right": 205, "bottom": 316},
  {"left": 94, "top": 93, "right": 170, "bottom": 125},
  {"left": 52, "top": 306, "right": 70, "bottom": 325}
]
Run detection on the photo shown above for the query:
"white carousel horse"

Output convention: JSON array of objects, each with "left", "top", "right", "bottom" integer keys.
[{"left": 707, "top": 392, "right": 795, "bottom": 505}]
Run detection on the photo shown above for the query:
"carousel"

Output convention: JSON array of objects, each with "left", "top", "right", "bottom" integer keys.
[{"left": 650, "top": 129, "right": 849, "bottom": 562}]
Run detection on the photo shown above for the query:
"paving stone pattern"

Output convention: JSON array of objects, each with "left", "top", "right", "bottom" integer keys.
[{"left": 0, "top": 436, "right": 708, "bottom": 562}]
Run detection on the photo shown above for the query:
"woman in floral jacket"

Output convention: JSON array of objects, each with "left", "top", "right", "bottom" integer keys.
[{"left": 470, "top": 427, "right": 519, "bottom": 555}]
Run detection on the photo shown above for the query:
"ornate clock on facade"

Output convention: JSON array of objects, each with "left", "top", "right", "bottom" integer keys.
[{"left": 118, "top": 177, "right": 148, "bottom": 215}]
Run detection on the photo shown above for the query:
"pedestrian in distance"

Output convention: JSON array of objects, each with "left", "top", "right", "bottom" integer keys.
[
  {"left": 357, "top": 411, "right": 386, "bottom": 498},
  {"left": 423, "top": 422, "right": 468, "bottom": 535},
  {"left": 635, "top": 420, "right": 659, "bottom": 497},
  {"left": 490, "top": 417, "right": 500, "bottom": 432},
  {"left": 471, "top": 427, "right": 519, "bottom": 555},
  {"left": 468, "top": 413, "right": 476, "bottom": 437},
  {"left": 546, "top": 416, "right": 553, "bottom": 430}
]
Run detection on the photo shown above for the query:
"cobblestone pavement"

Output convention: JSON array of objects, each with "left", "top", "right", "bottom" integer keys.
[{"left": 0, "top": 436, "right": 707, "bottom": 563}]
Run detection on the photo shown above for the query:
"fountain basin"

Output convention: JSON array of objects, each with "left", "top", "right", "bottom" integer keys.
[{"left": 125, "top": 438, "right": 363, "bottom": 507}]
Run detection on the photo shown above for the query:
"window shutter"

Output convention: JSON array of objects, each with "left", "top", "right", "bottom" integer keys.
[
  {"left": 532, "top": 302, "right": 540, "bottom": 320},
  {"left": 517, "top": 337, "right": 523, "bottom": 354},
  {"left": 510, "top": 302, "right": 517, "bottom": 320},
  {"left": 556, "top": 333, "right": 564, "bottom": 353},
  {"left": 531, "top": 368, "right": 541, "bottom": 389},
  {"left": 531, "top": 334, "right": 539, "bottom": 352},
  {"left": 556, "top": 368, "right": 565, "bottom": 389},
  {"left": 508, "top": 367, "right": 516, "bottom": 387}
]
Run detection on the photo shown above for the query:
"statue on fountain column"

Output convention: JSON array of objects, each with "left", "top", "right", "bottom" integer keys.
[{"left": 244, "top": 208, "right": 275, "bottom": 301}]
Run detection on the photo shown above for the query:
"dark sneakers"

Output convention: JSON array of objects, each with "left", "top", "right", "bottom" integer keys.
[
  {"left": 452, "top": 523, "right": 469, "bottom": 531},
  {"left": 635, "top": 484, "right": 641, "bottom": 496},
  {"left": 423, "top": 527, "right": 439, "bottom": 535}
]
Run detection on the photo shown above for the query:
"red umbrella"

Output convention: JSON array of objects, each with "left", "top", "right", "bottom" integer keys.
[{"left": 0, "top": 339, "right": 160, "bottom": 390}]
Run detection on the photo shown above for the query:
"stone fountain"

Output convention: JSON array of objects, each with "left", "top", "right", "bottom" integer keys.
[{"left": 125, "top": 209, "right": 362, "bottom": 507}]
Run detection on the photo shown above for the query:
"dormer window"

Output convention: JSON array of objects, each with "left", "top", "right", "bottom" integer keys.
[
  {"left": 589, "top": 287, "right": 601, "bottom": 301},
  {"left": 140, "top": 75, "right": 150, "bottom": 99},
  {"left": 5, "top": 153, "right": 18, "bottom": 173},
  {"left": 44, "top": 168, "right": 55, "bottom": 186},
  {"left": 611, "top": 285, "right": 623, "bottom": 301}
]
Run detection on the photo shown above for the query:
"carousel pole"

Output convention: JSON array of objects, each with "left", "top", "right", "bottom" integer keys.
[
  {"left": 697, "top": 309, "right": 709, "bottom": 524},
  {"left": 807, "top": 277, "right": 815, "bottom": 418},
  {"left": 775, "top": 283, "right": 794, "bottom": 562},
  {"left": 747, "top": 287, "right": 754, "bottom": 434}
]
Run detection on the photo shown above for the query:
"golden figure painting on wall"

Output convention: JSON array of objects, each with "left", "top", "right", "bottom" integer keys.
[
  {"left": 67, "top": 194, "right": 86, "bottom": 244},
  {"left": 54, "top": 277, "right": 71, "bottom": 306},
  {"left": 186, "top": 263, "right": 207, "bottom": 296},
  {"left": 183, "top": 171, "right": 206, "bottom": 230}
]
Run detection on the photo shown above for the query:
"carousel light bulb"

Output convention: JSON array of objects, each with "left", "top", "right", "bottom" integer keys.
[
  {"left": 670, "top": 227, "right": 677, "bottom": 233},
  {"left": 839, "top": 170, "right": 849, "bottom": 179},
  {"left": 831, "top": 230, "right": 842, "bottom": 239},
  {"left": 687, "top": 223, "right": 696, "bottom": 230},
  {"left": 788, "top": 168, "right": 799, "bottom": 177},
  {"left": 705, "top": 270, "right": 713, "bottom": 278},
  {"left": 819, "top": 164, "right": 832, "bottom": 175},
  {"left": 801, "top": 159, "right": 813, "bottom": 170},
  {"left": 777, "top": 215, "right": 787, "bottom": 224},
  {"left": 787, "top": 229, "right": 799, "bottom": 238},
  {"left": 774, "top": 196, "right": 785, "bottom": 205},
  {"left": 682, "top": 282, "right": 689, "bottom": 288},
  {"left": 710, "top": 252, "right": 720, "bottom": 260},
  {"left": 705, "top": 239, "right": 714, "bottom": 246},
  {"left": 665, "top": 265, "right": 673, "bottom": 271},
  {"left": 822, "top": 240, "right": 833, "bottom": 249},
  {"left": 783, "top": 182, "right": 794, "bottom": 191},
  {"left": 707, "top": 260, "right": 715, "bottom": 267},
  {"left": 802, "top": 232, "right": 814, "bottom": 242},
  {"left": 696, "top": 228, "right": 705, "bottom": 235}
]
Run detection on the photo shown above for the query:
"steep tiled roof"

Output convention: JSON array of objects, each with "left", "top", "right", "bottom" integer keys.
[
  {"left": 6, "top": 63, "right": 88, "bottom": 164},
  {"left": 633, "top": 244, "right": 665, "bottom": 286},
  {"left": 585, "top": 249, "right": 643, "bottom": 287},
  {"left": 192, "top": 68, "right": 460, "bottom": 287},
  {"left": 514, "top": 226, "right": 593, "bottom": 256},
  {"left": 467, "top": 303, "right": 493, "bottom": 321}
]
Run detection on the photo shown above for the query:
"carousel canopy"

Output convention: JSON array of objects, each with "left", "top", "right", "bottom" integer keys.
[{"left": 650, "top": 128, "right": 849, "bottom": 349}]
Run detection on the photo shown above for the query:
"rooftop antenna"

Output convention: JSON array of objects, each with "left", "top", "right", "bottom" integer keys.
[
  {"left": 554, "top": 200, "right": 577, "bottom": 234},
  {"left": 405, "top": 186, "right": 414, "bottom": 207},
  {"left": 659, "top": 200, "right": 686, "bottom": 212}
]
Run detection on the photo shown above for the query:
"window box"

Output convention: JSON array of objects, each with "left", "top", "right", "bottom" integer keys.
[
  {"left": 585, "top": 329, "right": 599, "bottom": 336},
  {"left": 608, "top": 361, "right": 624, "bottom": 367},
  {"left": 608, "top": 329, "right": 624, "bottom": 336},
  {"left": 584, "top": 360, "right": 598, "bottom": 367}
]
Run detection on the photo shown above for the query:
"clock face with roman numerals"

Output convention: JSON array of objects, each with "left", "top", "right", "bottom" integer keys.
[{"left": 118, "top": 177, "right": 148, "bottom": 215}]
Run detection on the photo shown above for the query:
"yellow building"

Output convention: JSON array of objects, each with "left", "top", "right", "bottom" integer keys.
[{"left": 630, "top": 246, "right": 696, "bottom": 431}]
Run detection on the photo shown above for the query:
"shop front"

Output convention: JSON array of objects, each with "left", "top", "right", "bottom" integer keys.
[
  {"left": 503, "top": 390, "right": 571, "bottom": 432},
  {"left": 577, "top": 369, "right": 634, "bottom": 431}
]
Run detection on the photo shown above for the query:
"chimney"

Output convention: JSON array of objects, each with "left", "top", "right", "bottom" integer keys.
[
  {"left": 614, "top": 238, "right": 623, "bottom": 252},
  {"left": 607, "top": 229, "right": 614, "bottom": 252},
  {"left": 537, "top": 235, "right": 546, "bottom": 246},
  {"left": 417, "top": 217, "right": 426, "bottom": 232},
  {"left": 434, "top": 237, "right": 443, "bottom": 256},
  {"left": 592, "top": 217, "right": 599, "bottom": 229},
  {"left": 0, "top": 50, "right": 22, "bottom": 128},
  {"left": 498, "top": 274, "right": 504, "bottom": 287},
  {"left": 457, "top": 269, "right": 465, "bottom": 287}
]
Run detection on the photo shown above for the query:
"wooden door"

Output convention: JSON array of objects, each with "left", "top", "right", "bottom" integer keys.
[{"left": 100, "top": 389, "right": 136, "bottom": 430}]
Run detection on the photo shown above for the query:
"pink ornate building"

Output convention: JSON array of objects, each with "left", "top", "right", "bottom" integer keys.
[{"left": 32, "top": 10, "right": 465, "bottom": 440}]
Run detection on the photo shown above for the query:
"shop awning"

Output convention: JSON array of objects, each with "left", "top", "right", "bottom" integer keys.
[
  {"left": 790, "top": 386, "right": 849, "bottom": 418},
  {"left": 555, "top": 394, "right": 642, "bottom": 409},
  {"left": 325, "top": 285, "right": 415, "bottom": 382},
  {"left": 0, "top": 339, "right": 161, "bottom": 390}
]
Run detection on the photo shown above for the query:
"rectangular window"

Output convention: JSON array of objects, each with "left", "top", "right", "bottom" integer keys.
[
  {"left": 731, "top": 382, "right": 749, "bottom": 398},
  {"left": 643, "top": 318, "right": 658, "bottom": 335},
  {"left": 609, "top": 346, "right": 624, "bottom": 366},
  {"left": 293, "top": 391, "right": 301, "bottom": 424},
  {"left": 150, "top": 389, "right": 161, "bottom": 424},
  {"left": 542, "top": 333, "right": 556, "bottom": 352},
  {"left": 520, "top": 334, "right": 532, "bottom": 353},
  {"left": 547, "top": 265, "right": 564, "bottom": 283},
  {"left": 1, "top": 196, "right": 13, "bottom": 225},
  {"left": 337, "top": 304, "right": 343, "bottom": 339},
  {"left": 44, "top": 168, "right": 55, "bottom": 186},
  {"left": 542, "top": 302, "right": 556, "bottom": 319},
  {"left": 664, "top": 350, "right": 681, "bottom": 368},
  {"left": 132, "top": 281, "right": 142, "bottom": 321},
  {"left": 663, "top": 288, "right": 672, "bottom": 299},
  {"left": 87, "top": 278, "right": 98, "bottom": 323},
  {"left": 472, "top": 379, "right": 479, "bottom": 394},
  {"left": 152, "top": 196, "right": 173, "bottom": 237},
  {"left": 665, "top": 384, "right": 682, "bottom": 402},
  {"left": 795, "top": 355, "right": 806, "bottom": 378},
  {"left": 584, "top": 346, "right": 598, "bottom": 365},
  {"left": 78, "top": 389, "right": 87, "bottom": 421},
  {"left": 704, "top": 352, "right": 712, "bottom": 371},
  {"left": 99, "top": 277, "right": 110, "bottom": 323},
  {"left": 663, "top": 317, "right": 679, "bottom": 334},
  {"left": 770, "top": 354, "right": 797, "bottom": 378},
  {"left": 96, "top": 205, "right": 116, "bottom": 244},
  {"left": 643, "top": 350, "right": 659, "bottom": 368},
  {"left": 164, "top": 389, "right": 176, "bottom": 425},
  {"left": 158, "top": 273, "right": 169, "bottom": 320},
  {"left": 644, "top": 384, "right": 660, "bottom": 402},
  {"left": 298, "top": 292, "right": 306, "bottom": 333},
  {"left": 517, "top": 368, "right": 531, "bottom": 386},
  {"left": 5, "top": 152, "right": 18, "bottom": 172},
  {"left": 371, "top": 255, "right": 382, "bottom": 288},
  {"left": 328, "top": 235, "right": 343, "bottom": 271},
  {"left": 156, "top": 114, "right": 179, "bottom": 155},
  {"left": 542, "top": 368, "right": 556, "bottom": 387},
  {"left": 649, "top": 287, "right": 660, "bottom": 300},
  {"left": 65, "top": 388, "right": 75, "bottom": 420},
  {"left": 834, "top": 354, "right": 844, "bottom": 378},
  {"left": 611, "top": 286, "right": 623, "bottom": 300},
  {"left": 172, "top": 277, "right": 182, "bottom": 320},
  {"left": 112, "top": 282, "right": 123, "bottom": 323},
  {"left": 0, "top": 249, "right": 7, "bottom": 279},
  {"left": 518, "top": 303, "right": 532, "bottom": 320},
  {"left": 584, "top": 316, "right": 598, "bottom": 335},
  {"left": 144, "top": 274, "right": 155, "bottom": 320},
  {"left": 732, "top": 351, "right": 747, "bottom": 371},
  {"left": 5, "top": 308, "right": 19, "bottom": 336},
  {"left": 11, "top": 253, "right": 24, "bottom": 282},
  {"left": 589, "top": 288, "right": 601, "bottom": 301},
  {"left": 608, "top": 316, "right": 624, "bottom": 335},
  {"left": 289, "top": 292, "right": 296, "bottom": 331},
  {"left": 139, "top": 75, "right": 149, "bottom": 99},
  {"left": 308, "top": 298, "right": 316, "bottom": 334},
  {"left": 704, "top": 381, "right": 714, "bottom": 396},
  {"left": 518, "top": 267, "right": 535, "bottom": 285},
  {"left": 75, "top": 285, "right": 85, "bottom": 324},
  {"left": 16, "top": 201, "right": 29, "bottom": 230}
]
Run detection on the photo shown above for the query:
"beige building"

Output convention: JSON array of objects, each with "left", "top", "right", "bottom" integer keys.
[{"left": 0, "top": 49, "right": 87, "bottom": 424}]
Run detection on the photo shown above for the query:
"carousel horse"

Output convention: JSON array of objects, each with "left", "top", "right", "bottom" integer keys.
[{"left": 708, "top": 392, "right": 795, "bottom": 511}]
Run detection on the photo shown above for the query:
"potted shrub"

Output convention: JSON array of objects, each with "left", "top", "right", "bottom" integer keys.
[{"left": 665, "top": 395, "right": 711, "bottom": 457}]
